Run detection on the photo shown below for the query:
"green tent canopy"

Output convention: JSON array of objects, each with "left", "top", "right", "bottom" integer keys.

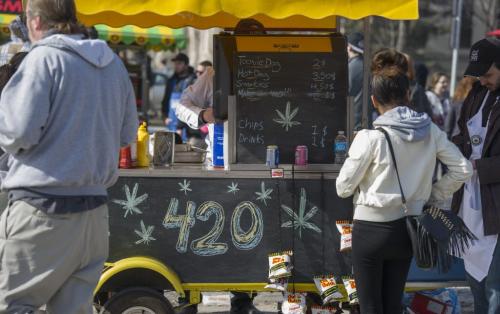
[{"left": 95, "top": 24, "right": 186, "bottom": 50}]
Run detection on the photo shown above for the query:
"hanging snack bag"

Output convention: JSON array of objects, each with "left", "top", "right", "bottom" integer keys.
[
  {"left": 311, "top": 305, "right": 343, "bottom": 314},
  {"left": 314, "top": 276, "right": 344, "bottom": 304},
  {"left": 268, "top": 251, "right": 293, "bottom": 279},
  {"left": 342, "top": 276, "right": 358, "bottom": 305},
  {"left": 314, "top": 275, "right": 344, "bottom": 304},
  {"left": 265, "top": 277, "right": 288, "bottom": 292},
  {"left": 336, "top": 220, "right": 352, "bottom": 252},
  {"left": 282, "top": 292, "right": 307, "bottom": 314}
]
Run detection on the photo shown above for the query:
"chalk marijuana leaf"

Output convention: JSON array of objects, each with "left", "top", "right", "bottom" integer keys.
[
  {"left": 227, "top": 182, "right": 240, "bottom": 194},
  {"left": 134, "top": 220, "right": 156, "bottom": 245},
  {"left": 178, "top": 179, "right": 192, "bottom": 195},
  {"left": 112, "top": 183, "right": 148, "bottom": 218},
  {"left": 273, "top": 101, "right": 301, "bottom": 131},
  {"left": 281, "top": 188, "right": 321, "bottom": 238},
  {"left": 255, "top": 181, "right": 273, "bottom": 205}
]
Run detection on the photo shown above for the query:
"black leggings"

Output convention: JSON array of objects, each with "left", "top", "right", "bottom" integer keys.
[{"left": 352, "top": 218, "right": 413, "bottom": 314}]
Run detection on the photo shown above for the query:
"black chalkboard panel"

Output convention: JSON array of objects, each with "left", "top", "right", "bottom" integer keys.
[
  {"left": 214, "top": 34, "right": 348, "bottom": 164},
  {"left": 107, "top": 175, "right": 353, "bottom": 284}
]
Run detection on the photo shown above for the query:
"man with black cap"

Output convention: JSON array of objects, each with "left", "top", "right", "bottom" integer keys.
[
  {"left": 162, "top": 52, "right": 196, "bottom": 132},
  {"left": 347, "top": 32, "right": 365, "bottom": 129},
  {"left": 451, "top": 37, "right": 500, "bottom": 314}
]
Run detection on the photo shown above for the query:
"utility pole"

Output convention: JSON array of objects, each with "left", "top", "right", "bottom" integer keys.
[
  {"left": 362, "top": 17, "right": 372, "bottom": 129},
  {"left": 450, "top": 0, "right": 463, "bottom": 97}
]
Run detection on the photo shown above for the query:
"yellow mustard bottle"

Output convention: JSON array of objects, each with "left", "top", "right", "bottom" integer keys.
[{"left": 136, "top": 122, "right": 150, "bottom": 167}]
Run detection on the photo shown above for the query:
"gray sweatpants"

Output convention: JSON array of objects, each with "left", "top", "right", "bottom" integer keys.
[{"left": 0, "top": 201, "right": 109, "bottom": 314}]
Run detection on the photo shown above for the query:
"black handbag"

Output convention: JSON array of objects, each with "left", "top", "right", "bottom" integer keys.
[{"left": 377, "top": 127, "right": 476, "bottom": 272}]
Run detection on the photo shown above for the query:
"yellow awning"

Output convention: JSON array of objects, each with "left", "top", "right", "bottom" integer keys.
[
  {"left": 75, "top": 0, "right": 419, "bottom": 29},
  {"left": 95, "top": 25, "right": 186, "bottom": 50}
]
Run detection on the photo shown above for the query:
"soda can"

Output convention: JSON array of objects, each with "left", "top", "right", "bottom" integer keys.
[
  {"left": 266, "top": 145, "right": 279, "bottom": 167},
  {"left": 295, "top": 145, "right": 308, "bottom": 166}
]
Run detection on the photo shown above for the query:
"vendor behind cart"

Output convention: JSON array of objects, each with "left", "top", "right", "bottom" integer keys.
[{"left": 175, "top": 18, "right": 266, "bottom": 314}]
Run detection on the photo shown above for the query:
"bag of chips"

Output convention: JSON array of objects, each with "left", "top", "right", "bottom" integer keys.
[
  {"left": 314, "top": 275, "right": 344, "bottom": 304},
  {"left": 268, "top": 251, "right": 293, "bottom": 279},
  {"left": 311, "top": 305, "right": 343, "bottom": 314},
  {"left": 336, "top": 221, "right": 352, "bottom": 252},
  {"left": 265, "top": 277, "right": 288, "bottom": 292},
  {"left": 282, "top": 292, "right": 306, "bottom": 314},
  {"left": 342, "top": 276, "right": 358, "bottom": 305}
]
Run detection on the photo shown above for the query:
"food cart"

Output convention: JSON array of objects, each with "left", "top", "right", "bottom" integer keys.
[{"left": 77, "top": 1, "right": 467, "bottom": 312}]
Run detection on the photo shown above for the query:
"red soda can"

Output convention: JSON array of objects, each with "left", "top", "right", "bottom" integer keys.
[{"left": 295, "top": 145, "right": 308, "bottom": 166}]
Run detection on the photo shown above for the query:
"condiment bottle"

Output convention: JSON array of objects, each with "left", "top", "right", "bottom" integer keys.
[{"left": 136, "top": 122, "right": 150, "bottom": 167}]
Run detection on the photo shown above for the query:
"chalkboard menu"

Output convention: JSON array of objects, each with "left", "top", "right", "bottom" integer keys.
[
  {"left": 107, "top": 175, "right": 353, "bottom": 283},
  {"left": 214, "top": 34, "right": 348, "bottom": 164}
]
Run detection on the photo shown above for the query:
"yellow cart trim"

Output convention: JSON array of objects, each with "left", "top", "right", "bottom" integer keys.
[{"left": 95, "top": 257, "right": 185, "bottom": 298}]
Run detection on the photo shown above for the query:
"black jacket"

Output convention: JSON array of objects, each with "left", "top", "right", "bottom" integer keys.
[{"left": 451, "top": 82, "right": 500, "bottom": 236}]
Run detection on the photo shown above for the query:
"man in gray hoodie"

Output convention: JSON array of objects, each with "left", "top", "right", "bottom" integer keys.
[{"left": 0, "top": 0, "right": 138, "bottom": 312}]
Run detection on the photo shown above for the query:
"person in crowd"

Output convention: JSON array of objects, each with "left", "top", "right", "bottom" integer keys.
[
  {"left": 176, "top": 65, "right": 215, "bottom": 152},
  {"left": 0, "top": 15, "right": 31, "bottom": 98},
  {"left": 162, "top": 52, "right": 196, "bottom": 133},
  {"left": 85, "top": 25, "right": 98, "bottom": 39},
  {"left": 0, "top": 15, "right": 30, "bottom": 66},
  {"left": 181, "top": 59, "right": 214, "bottom": 147},
  {"left": 196, "top": 60, "right": 213, "bottom": 78},
  {"left": 347, "top": 32, "right": 364, "bottom": 130},
  {"left": 411, "top": 62, "right": 433, "bottom": 117},
  {"left": 451, "top": 37, "right": 500, "bottom": 314},
  {"left": 426, "top": 72, "right": 451, "bottom": 129},
  {"left": 0, "top": 0, "right": 138, "bottom": 312},
  {"left": 445, "top": 76, "right": 476, "bottom": 138},
  {"left": 336, "top": 66, "right": 472, "bottom": 314}
]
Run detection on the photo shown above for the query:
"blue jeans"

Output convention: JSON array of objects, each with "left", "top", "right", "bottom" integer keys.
[{"left": 466, "top": 239, "right": 500, "bottom": 314}]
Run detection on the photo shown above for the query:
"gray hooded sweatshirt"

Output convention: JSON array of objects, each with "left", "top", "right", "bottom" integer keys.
[
  {"left": 372, "top": 105, "right": 431, "bottom": 141},
  {"left": 0, "top": 34, "right": 138, "bottom": 196}
]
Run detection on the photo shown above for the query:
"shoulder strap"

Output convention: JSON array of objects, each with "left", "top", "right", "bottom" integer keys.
[{"left": 376, "top": 128, "right": 408, "bottom": 212}]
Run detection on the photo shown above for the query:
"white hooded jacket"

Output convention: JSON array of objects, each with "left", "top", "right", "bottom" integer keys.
[{"left": 336, "top": 106, "right": 472, "bottom": 222}]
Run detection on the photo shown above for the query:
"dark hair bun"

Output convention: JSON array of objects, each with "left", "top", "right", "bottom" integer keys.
[
  {"left": 372, "top": 66, "right": 405, "bottom": 78},
  {"left": 371, "top": 66, "right": 410, "bottom": 106},
  {"left": 371, "top": 48, "right": 408, "bottom": 74}
]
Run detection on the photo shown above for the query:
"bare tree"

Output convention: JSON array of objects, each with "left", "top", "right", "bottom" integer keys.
[{"left": 466, "top": 0, "right": 499, "bottom": 31}]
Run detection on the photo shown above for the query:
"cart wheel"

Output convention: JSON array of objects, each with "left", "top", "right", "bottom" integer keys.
[
  {"left": 176, "top": 303, "right": 198, "bottom": 314},
  {"left": 100, "top": 287, "right": 174, "bottom": 314}
]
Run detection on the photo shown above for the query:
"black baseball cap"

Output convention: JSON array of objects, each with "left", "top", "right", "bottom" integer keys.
[
  {"left": 172, "top": 53, "right": 189, "bottom": 64},
  {"left": 464, "top": 38, "right": 500, "bottom": 77}
]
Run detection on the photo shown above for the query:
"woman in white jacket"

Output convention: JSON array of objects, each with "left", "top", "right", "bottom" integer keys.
[{"left": 336, "top": 67, "right": 472, "bottom": 314}]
